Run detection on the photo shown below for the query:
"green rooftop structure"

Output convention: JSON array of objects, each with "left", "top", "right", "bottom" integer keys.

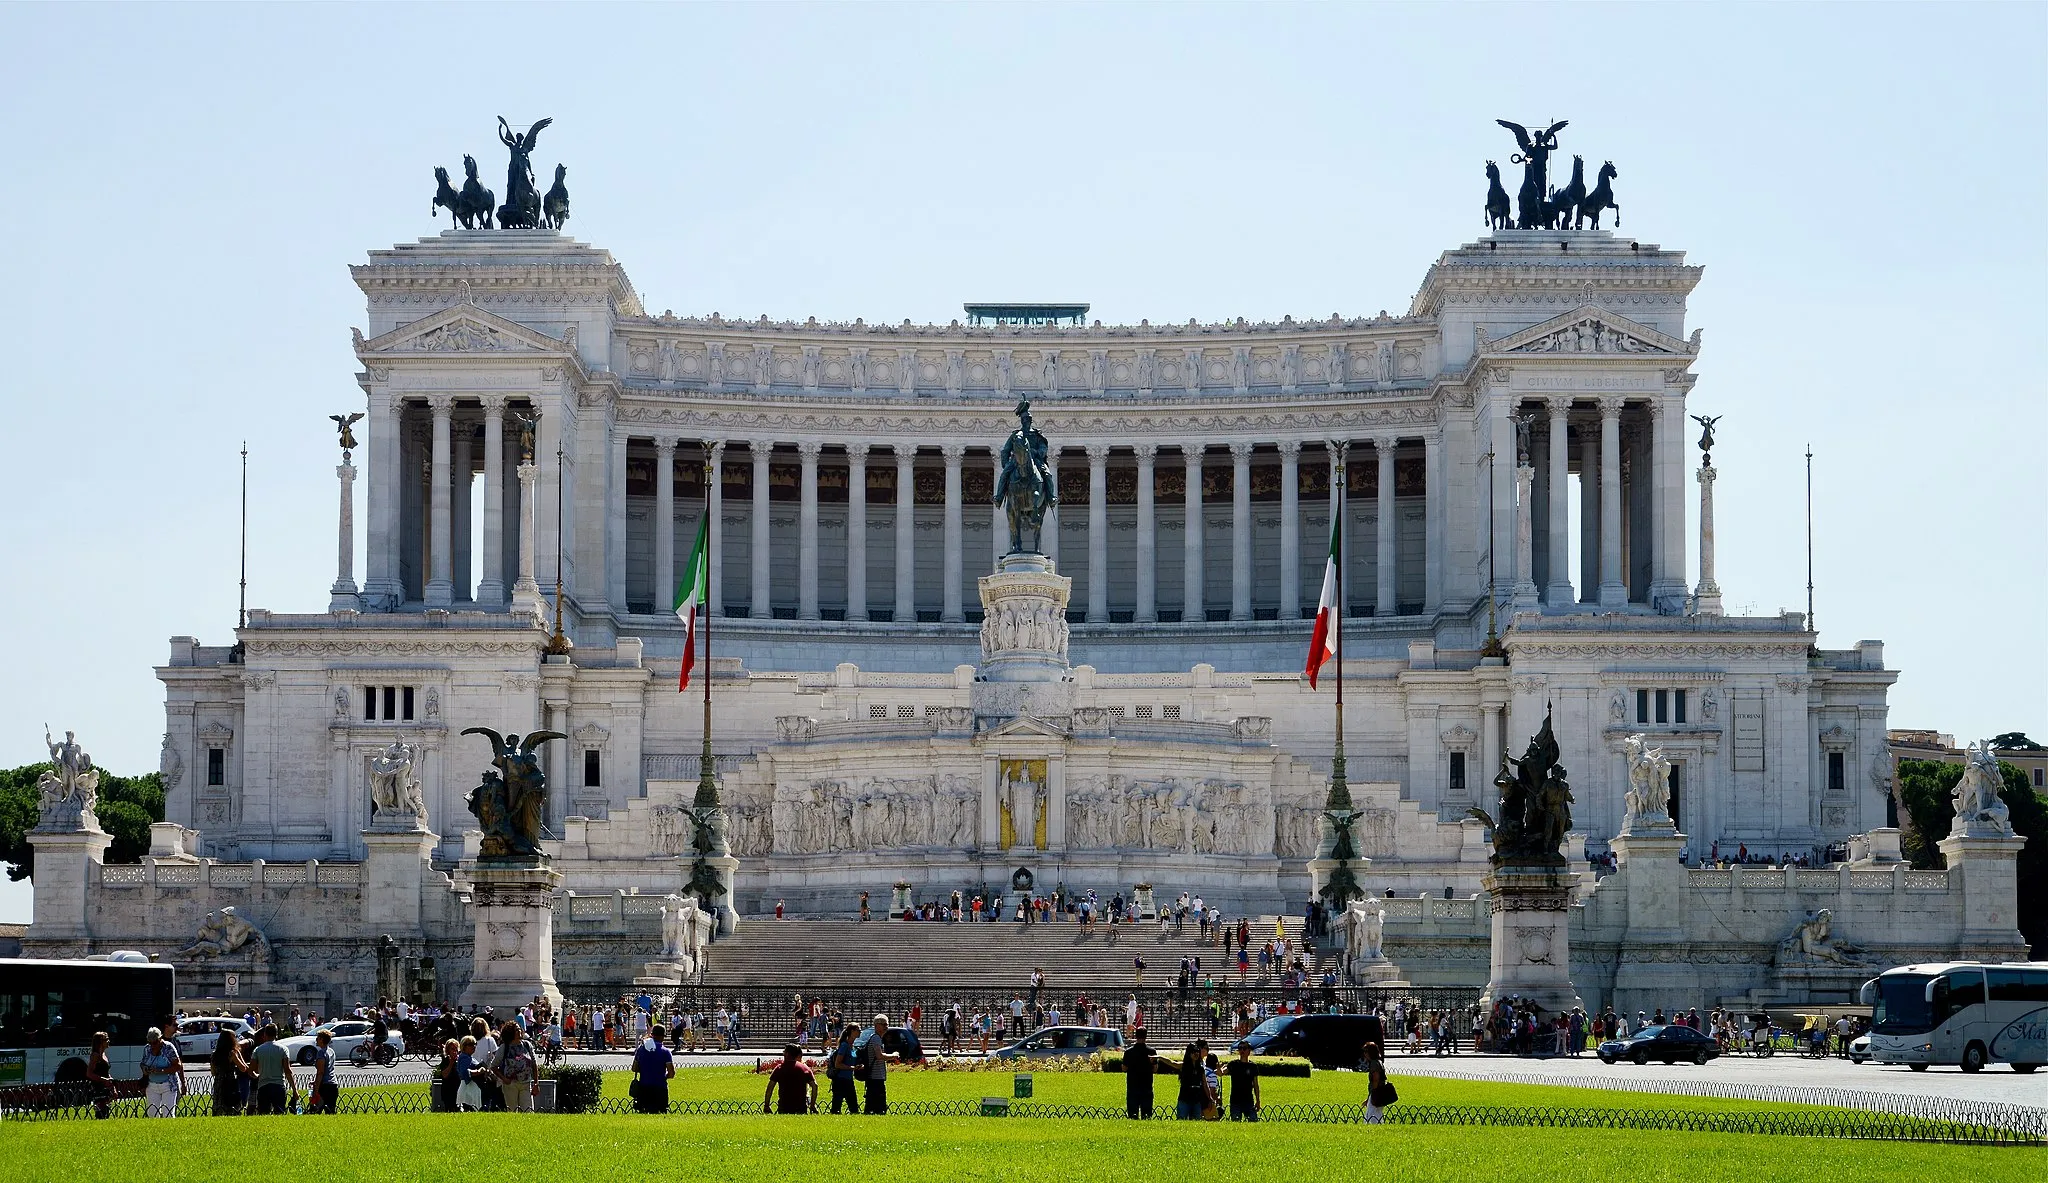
[{"left": 964, "top": 303, "right": 1089, "bottom": 326}]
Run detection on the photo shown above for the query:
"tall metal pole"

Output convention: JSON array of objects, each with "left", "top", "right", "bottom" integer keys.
[
  {"left": 1327, "top": 443, "right": 1351, "bottom": 815},
  {"left": 238, "top": 442, "right": 249, "bottom": 630},
  {"left": 1804, "top": 443, "right": 1815, "bottom": 634},
  {"left": 545, "top": 431, "right": 571, "bottom": 655},
  {"left": 697, "top": 454, "right": 717, "bottom": 813}
]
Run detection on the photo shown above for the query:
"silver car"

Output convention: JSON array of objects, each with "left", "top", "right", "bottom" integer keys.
[
  {"left": 175, "top": 1016, "right": 254, "bottom": 1059},
  {"left": 993, "top": 1025, "right": 1125, "bottom": 1060}
]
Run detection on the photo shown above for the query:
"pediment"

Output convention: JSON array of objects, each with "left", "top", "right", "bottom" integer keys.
[
  {"left": 356, "top": 302, "right": 571, "bottom": 358},
  {"left": 1482, "top": 305, "right": 1695, "bottom": 358},
  {"left": 978, "top": 714, "right": 1069, "bottom": 742}
]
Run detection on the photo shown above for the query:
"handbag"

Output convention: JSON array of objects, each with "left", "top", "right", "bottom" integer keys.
[
  {"left": 1370, "top": 1078, "right": 1398, "bottom": 1108},
  {"left": 457, "top": 1080, "right": 484, "bottom": 1111}
]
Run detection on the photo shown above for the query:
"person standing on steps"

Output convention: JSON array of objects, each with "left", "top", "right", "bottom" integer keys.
[{"left": 1124, "top": 1026, "right": 1157, "bottom": 1119}]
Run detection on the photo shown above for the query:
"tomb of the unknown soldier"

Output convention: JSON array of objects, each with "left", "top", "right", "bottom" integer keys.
[{"left": 20, "top": 111, "right": 2029, "bottom": 1040}]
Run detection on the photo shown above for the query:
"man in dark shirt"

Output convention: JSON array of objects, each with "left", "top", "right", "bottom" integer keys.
[
  {"left": 763, "top": 1044, "right": 817, "bottom": 1114},
  {"left": 1175, "top": 1038, "right": 1209, "bottom": 1120},
  {"left": 1223, "top": 1044, "right": 1260, "bottom": 1121},
  {"left": 1123, "top": 1026, "right": 1156, "bottom": 1119}
]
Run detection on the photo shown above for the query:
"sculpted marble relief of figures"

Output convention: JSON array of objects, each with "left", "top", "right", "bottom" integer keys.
[
  {"left": 1065, "top": 775, "right": 1275, "bottom": 856},
  {"left": 770, "top": 774, "right": 979, "bottom": 854}
]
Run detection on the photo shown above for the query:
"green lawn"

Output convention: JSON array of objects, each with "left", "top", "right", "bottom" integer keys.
[{"left": 6, "top": 1112, "right": 2034, "bottom": 1183}]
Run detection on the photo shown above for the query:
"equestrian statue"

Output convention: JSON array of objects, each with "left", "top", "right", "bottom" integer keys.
[{"left": 992, "top": 399, "right": 1058, "bottom": 555}]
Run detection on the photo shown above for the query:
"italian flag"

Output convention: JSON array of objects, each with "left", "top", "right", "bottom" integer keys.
[
  {"left": 675, "top": 516, "right": 710, "bottom": 691},
  {"left": 1305, "top": 515, "right": 1339, "bottom": 689}
]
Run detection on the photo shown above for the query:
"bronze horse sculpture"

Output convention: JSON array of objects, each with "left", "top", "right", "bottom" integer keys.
[
  {"left": 456, "top": 155, "right": 494, "bottom": 229},
  {"left": 1577, "top": 161, "right": 1620, "bottom": 229},
  {"left": 432, "top": 167, "right": 462, "bottom": 227},
  {"left": 543, "top": 164, "right": 570, "bottom": 231},
  {"left": 1551, "top": 156, "right": 1588, "bottom": 230},
  {"left": 1484, "top": 162, "right": 1511, "bottom": 231}
]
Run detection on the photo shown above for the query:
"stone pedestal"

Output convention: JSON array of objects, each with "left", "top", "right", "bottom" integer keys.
[
  {"left": 1607, "top": 827, "right": 1692, "bottom": 1015},
  {"left": 509, "top": 461, "right": 546, "bottom": 622},
  {"left": 1479, "top": 863, "right": 1582, "bottom": 1017},
  {"left": 460, "top": 861, "right": 565, "bottom": 1013},
  {"left": 1349, "top": 957, "right": 1408, "bottom": 987},
  {"left": 1847, "top": 827, "right": 1904, "bottom": 866},
  {"left": 362, "top": 826, "right": 440, "bottom": 936},
  {"left": 27, "top": 823, "right": 111, "bottom": 940},
  {"left": 972, "top": 553, "right": 1074, "bottom": 720},
  {"left": 890, "top": 880, "right": 914, "bottom": 915},
  {"left": 1131, "top": 884, "right": 1157, "bottom": 920},
  {"left": 702, "top": 852, "right": 740, "bottom": 935},
  {"left": 1937, "top": 832, "right": 2029, "bottom": 945}
]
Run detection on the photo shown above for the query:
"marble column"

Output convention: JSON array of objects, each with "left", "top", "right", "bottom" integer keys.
[
  {"left": 1086, "top": 444, "right": 1108, "bottom": 623},
  {"left": 707, "top": 441, "right": 725, "bottom": 617},
  {"left": 1134, "top": 444, "right": 1158, "bottom": 623},
  {"left": 511, "top": 461, "right": 544, "bottom": 619},
  {"left": 1695, "top": 460, "right": 1723, "bottom": 614},
  {"left": 1279, "top": 441, "right": 1301, "bottom": 618},
  {"left": 1375, "top": 435, "right": 1398, "bottom": 616},
  {"left": 1489, "top": 400, "right": 1514, "bottom": 600},
  {"left": 750, "top": 442, "right": 772, "bottom": 619},
  {"left": 1043, "top": 450, "right": 1060, "bottom": 568},
  {"left": 1598, "top": 397, "right": 1626, "bottom": 607},
  {"left": 1654, "top": 396, "right": 1689, "bottom": 602},
  {"left": 452, "top": 425, "right": 473, "bottom": 602},
  {"left": 1229, "top": 443, "right": 1253, "bottom": 621},
  {"left": 329, "top": 454, "right": 360, "bottom": 612},
  {"left": 363, "top": 391, "right": 401, "bottom": 607},
  {"left": 798, "top": 441, "right": 821, "bottom": 620},
  {"left": 941, "top": 444, "right": 964, "bottom": 623},
  {"left": 608, "top": 429, "right": 628, "bottom": 612},
  {"left": 424, "top": 395, "right": 454, "bottom": 606},
  {"left": 478, "top": 397, "right": 507, "bottom": 607},
  {"left": 846, "top": 443, "right": 868, "bottom": 621},
  {"left": 893, "top": 444, "right": 916, "bottom": 622},
  {"left": 1579, "top": 430, "right": 1600, "bottom": 602},
  {"left": 992, "top": 450, "right": 1010, "bottom": 560},
  {"left": 1183, "top": 444, "right": 1205, "bottom": 622},
  {"left": 1544, "top": 397, "right": 1573, "bottom": 606},
  {"left": 654, "top": 437, "right": 677, "bottom": 611},
  {"left": 1513, "top": 462, "right": 1537, "bottom": 609},
  {"left": 1423, "top": 432, "right": 1444, "bottom": 613}
]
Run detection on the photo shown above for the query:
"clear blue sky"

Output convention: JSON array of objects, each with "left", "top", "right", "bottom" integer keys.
[{"left": 1, "top": 3, "right": 2042, "bottom": 922}]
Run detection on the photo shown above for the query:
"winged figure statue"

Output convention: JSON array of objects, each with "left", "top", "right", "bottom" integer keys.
[
  {"left": 462, "top": 726, "right": 566, "bottom": 861},
  {"left": 1496, "top": 119, "right": 1568, "bottom": 229},
  {"left": 330, "top": 412, "right": 364, "bottom": 452}
]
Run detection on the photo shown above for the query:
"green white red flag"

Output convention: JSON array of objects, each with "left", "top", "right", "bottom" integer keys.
[
  {"left": 675, "top": 516, "right": 710, "bottom": 691},
  {"left": 1305, "top": 514, "right": 1339, "bottom": 689}
]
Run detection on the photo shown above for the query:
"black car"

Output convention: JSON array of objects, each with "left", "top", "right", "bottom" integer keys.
[
  {"left": 1232, "top": 1013, "right": 1387, "bottom": 1069},
  {"left": 1597, "top": 1024, "right": 1720, "bottom": 1066}
]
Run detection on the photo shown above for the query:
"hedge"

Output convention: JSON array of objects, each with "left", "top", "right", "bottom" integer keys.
[{"left": 546, "top": 1065, "right": 604, "bottom": 1113}]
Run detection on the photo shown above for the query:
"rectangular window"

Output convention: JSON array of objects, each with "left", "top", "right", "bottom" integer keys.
[
  {"left": 1135, "top": 705, "right": 1154, "bottom": 720},
  {"left": 382, "top": 686, "right": 397, "bottom": 721},
  {"left": 1828, "top": 751, "right": 1845, "bottom": 793},
  {"left": 1675, "top": 690, "right": 1687, "bottom": 725},
  {"left": 1636, "top": 689, "right": 1649, "bottom": 725},
  {"left": 2035, "top": 768, "right": 2042, "bottom": 788},
  {"left": 583, "top": 749, "right": 601, "bottom": 788},
  {"left": 1161, "top": 705, "right": 1182, "bottom": 720},
  {"left": 207, "top": 748, "right": 225, "bottom": 787},
  {"left": 401, "top": 687, "right": 415, "bottom": 722},
  {"left": 1654, "top": 690, "right": 1669, "bottom": 725},
  {"left": 1449, "top": 751, "right": 1467, "bottom": 793},
  {"left": 869, "top": 705, "right": 888, "bottom": 720},
  {"left": 1669, "top": 761, "right": 1682, "bottom": 825},
  {"left": 364, "top": 687, "right": 376, "bottom": 721},
  {"left": 896, "top": 706, "right": 915, "bottom": 719},
  {"left": 1107, "top": 706, "right": 1127, "bottom": 718}
]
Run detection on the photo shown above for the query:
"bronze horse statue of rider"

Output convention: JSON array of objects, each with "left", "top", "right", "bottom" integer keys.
[{"left": 992, "top": 400, "right": 1058, "bottom": 554}]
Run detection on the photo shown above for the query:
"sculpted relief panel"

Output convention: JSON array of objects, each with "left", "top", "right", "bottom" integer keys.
[
  {"left": 1066, "top": 775, "right": 1274, "bottom": 856},
  {"left": 771, "top": 774, "right": 979, "bottom": 854}
]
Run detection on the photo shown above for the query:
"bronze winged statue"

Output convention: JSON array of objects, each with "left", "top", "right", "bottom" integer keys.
[
  {"left": 330, "top": 412, "right": 364, "bottom": 452},
  {"left": 1496, "top": 119, "right": 1568, "bottom": 229},
  {"left": 462, "top": 726, "right": 566, "bottom": 861}
]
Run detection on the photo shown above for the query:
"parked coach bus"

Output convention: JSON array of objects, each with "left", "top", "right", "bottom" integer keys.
[
  {"left": 1861, "top": 961, "right": 2048, "bottom": 1073},
  {"left": 0, "top": 957, "right": 176, "bottom": 1089}
]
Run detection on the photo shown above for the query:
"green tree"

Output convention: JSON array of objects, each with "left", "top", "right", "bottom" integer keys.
[
  {"left": 1990, "top": 731, "right": 2044, "bottom": 751},
  {"left": 1893, "top": 757, "right": 2048, "bottom": 957},
  {"left": 0, "top": 763, "right": 165, "bottom": 881}
]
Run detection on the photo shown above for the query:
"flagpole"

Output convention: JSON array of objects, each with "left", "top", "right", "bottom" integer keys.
[
  {"left": 1328, "top": 442, "right": 1350, "bottom": 814},
  {"left": 698, "top": 454, "right": 716, "bottom": 808}
]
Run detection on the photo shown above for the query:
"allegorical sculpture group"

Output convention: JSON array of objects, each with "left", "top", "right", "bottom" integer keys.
[
  {"left": 1485, "top": 119, "right": 1620, "bottom": 231},
  {"left": 1469, "top": 708, "right": 1575, "bottom": 866},
  {"left": 432, "top": 117, "right": 570, "bottom": 231}
]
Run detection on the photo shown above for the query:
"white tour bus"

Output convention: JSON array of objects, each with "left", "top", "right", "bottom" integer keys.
[
  {"left": 1861, "top": 961, "right": 2048, "bottom": 1073},
  {"left": 0, "top": 957, "right": 176, "bottom": 1090}
]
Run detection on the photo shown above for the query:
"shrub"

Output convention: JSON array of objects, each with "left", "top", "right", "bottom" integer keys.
[{"left": 546, "top": 1064, "right": 603, "bottom": 1113}]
